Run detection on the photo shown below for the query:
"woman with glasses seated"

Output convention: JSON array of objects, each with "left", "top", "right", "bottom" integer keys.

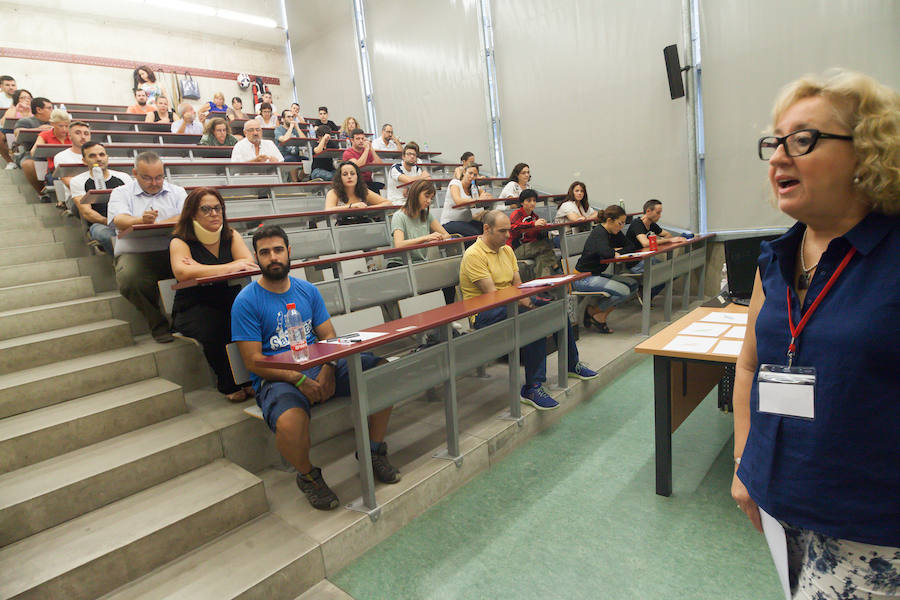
[
  {"left": 732, "top": 70, "right": 900, "bottom": 598},
  {"left": 170, "top": 188, "right": 258, "bottom": 402}
]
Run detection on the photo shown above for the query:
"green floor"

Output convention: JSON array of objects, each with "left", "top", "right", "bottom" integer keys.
[{"left": 333, "top": 358, "right": 782, "bottom": 600}]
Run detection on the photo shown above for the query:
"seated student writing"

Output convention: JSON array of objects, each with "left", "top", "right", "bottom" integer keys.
[{"left": 571, "top": 204, "right": 639, "bottom": 334}]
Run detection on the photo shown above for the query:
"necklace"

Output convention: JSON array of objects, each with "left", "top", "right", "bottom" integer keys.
[{"left": 798, "top": 228, "right": 819, "bottom": 290}]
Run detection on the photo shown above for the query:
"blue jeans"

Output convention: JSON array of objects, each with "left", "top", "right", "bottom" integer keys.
[
  {"left": 89, "top": 222, "right": 116, "bottom": 254},
  {"left": 310, "top": 168, "right": 334, "bottom": 181},
  {"left": 572, "top": 274, "right": 638, "bottom": 310},
  {"left": 256, "top": 352, "right": 382, "bottom": 433},
  {"left": 473, "top": 305, "right": 579, "bottom": 387},
  {"left": 628, "top": 258, "right": 665, "bottom": 297}
]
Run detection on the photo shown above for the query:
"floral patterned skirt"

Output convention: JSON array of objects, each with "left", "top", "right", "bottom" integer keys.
[{"left": 784, "top": 524, "right": 900, "bottom": 599}]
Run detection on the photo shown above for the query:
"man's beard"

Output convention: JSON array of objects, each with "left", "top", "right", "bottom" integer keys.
[{"left": 261, "top": 261, "right": 289, "bottom": 281}]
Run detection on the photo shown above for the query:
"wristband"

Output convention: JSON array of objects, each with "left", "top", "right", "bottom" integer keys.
[
  {"left": 295, "top": 374, "right": 307, "bottom": 388},
  {"left": 734, "top": 457, "right": 741, "bottom": 465}
]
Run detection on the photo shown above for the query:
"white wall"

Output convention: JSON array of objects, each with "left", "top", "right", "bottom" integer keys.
[
  {"left": 0, "top": 0, "right": 291, "bottom": 111},
  {"left": 365, "top": 0, "right": 492, "bottom": 172},
  {"left": 700, "top": 0, "right": 900, "bottom": 231},
  {"left": 286, "top": 0, "right": 366, "bottom": 124},
  {"left": 492, "top": 0, "right": 693, "bottom": 227}
]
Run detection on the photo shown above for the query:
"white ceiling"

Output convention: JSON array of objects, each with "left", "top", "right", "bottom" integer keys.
[{"left": 0, "top": 0, "right": 287, "bottom": 49}]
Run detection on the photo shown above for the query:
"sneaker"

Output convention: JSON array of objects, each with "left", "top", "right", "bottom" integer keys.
[
  {"left": 370, "top": 442, "right": 401, "bottom": 484},
  {"left": 4, "top": 163, "right": 16, "bottom": 170},
  {"left": 296, "top": 467, "right": 340, "bottom": 510},
  {"left": 569, "top": 362, "right": 599, "bottom": 380},
  {"left": 520, "top": 384, "right": 559, "bottom": 410}
]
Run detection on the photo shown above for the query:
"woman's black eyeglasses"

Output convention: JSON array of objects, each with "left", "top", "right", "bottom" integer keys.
[{"left": 758, "top": 129, "right": 852, "bottom": 160}]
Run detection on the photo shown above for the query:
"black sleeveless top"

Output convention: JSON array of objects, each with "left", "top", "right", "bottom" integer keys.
[
  {"left": 151, "top": 110, "right": 175, "bottom": 122},
  {"left": 171, "top": 234, "right": 239, "bottom": 313}
]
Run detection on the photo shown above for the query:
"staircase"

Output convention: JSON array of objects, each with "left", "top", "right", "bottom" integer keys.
[{"left": 0, "top": 171, "right": 315, "bottom": 599}]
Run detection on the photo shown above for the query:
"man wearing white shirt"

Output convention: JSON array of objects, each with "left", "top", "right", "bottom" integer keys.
[
  {"left": 0, "top": 76, "right": 15, "bottom": 109},
  {"left": 171, "top": 103, "right": 203, "bottom": 135},
  {"left": 231, "top": 120, "right": 283, "bottom": 163},
  {"left": 372, "top": 123, "right": 401, "bottom": 152},
  {"left": 72, "top": 142, "right": 131, "bottom": 255},
  {"left": 107, "top": 152, "right": 186, "bottom": 342},
  {"left": 53, "top": 120, "right": 91, "bottom": 210},
  {"left": 387, "top": 144, "right": 430, "bottom": 205}
]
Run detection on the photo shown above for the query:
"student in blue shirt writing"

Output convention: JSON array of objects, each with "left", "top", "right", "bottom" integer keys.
[{"left": 231, "top": 225, "right": 400, "bottom": 510}]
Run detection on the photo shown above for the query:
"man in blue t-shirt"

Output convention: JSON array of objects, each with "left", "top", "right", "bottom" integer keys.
[{"left": 231, "top": 225, "right": 400, "bottom": 510}]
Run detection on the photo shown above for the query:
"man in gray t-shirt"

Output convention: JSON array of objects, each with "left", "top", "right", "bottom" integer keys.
[{"left": 13, "top": 96, "right": 52, "bottom": 195}]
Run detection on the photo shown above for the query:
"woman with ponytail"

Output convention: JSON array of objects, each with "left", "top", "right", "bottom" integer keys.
[{"left": 571, "top": 204, "right": 638, "bottom": 333}]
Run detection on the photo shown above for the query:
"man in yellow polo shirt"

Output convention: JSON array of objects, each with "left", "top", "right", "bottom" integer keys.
[{"left": 459, "top": 210, "right": 598, "bottom": 410}]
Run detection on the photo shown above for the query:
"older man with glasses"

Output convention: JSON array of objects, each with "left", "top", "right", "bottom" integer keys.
[
  {"left": 230, "top": 120, "right": 283, "bottom": 163},
  {"left": 107, "top": 151, "right": 187, "bottom": 342}
]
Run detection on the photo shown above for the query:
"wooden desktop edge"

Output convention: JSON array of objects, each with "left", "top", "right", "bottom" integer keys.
[{"left": 256, "top": 273, "right": 588, "bottom": 371}]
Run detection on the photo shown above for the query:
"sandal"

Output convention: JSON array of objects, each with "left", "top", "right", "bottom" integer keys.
[
  {"left": 225, "top": 389, "right": 248, "bottom": 403},
  {"left": 242, "top": 385, "right": 256, "bottom": 398},
  {"left": 585, "top": 313, "right": 613, "bottom": 334}
]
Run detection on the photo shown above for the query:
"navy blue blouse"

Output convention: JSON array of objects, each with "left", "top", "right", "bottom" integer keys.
[{"left": 737, "top": 211, "right": 900, "bottom": 546}]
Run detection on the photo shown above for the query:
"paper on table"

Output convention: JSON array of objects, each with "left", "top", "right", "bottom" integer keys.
[
  {"left": 760, "top": 508, "right": 792, "bottom": 600},
  {"left": 724, "top": 326, "right": 746, "bottom": 339},
  {"left": 678, "top": 322, "right": 730, "bottom": 337},
  {"left": 700, "top": 311, "right": 748, "bottom": 325},
  {"left": 712, "top": 339, "right": 743, "bottom": 355},
  {"left": 618, "top": 250, "right": 655, "bottom": 258},
  {"left": 518, "top": 275, "right": 570, "bottom": 288},
  {"left": 320, "top": 331, "right": 388, "bottom": 344},
  {"left": 662, "top": 335, "right": 717, "bottom": 353}
]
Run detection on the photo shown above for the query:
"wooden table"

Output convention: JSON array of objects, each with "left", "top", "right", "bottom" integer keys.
[{"left": 635, "top": 303, "right": 748, "bottom": 496}]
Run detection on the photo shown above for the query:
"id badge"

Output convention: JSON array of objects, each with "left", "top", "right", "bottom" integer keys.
[{"left": 757, "top": 364, "right": 816, "bottom": 420}]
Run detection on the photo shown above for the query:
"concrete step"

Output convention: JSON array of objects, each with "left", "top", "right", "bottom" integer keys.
[
  {"left": 0, "top": 342, "right": 161, "bottom": 419},
  {"left": 0, "top": 227, "right": 56, "bottom": 249},
  {"left": 0, "top": 275, "right": 94, "bottom": 310},
  {"left": 0, "top": 256, "right": 80, "bottom": 285},
  {"left": 0, "top": 377, "right": 185, "bottom": 474},
  {"left": 100, "top": 514, "right": 322, "bottom": 600},
  {"left": 0, "top": 411, "right": 219, "bottom": 546},
  {"left": 0, "top": 319, "right": 133, "bottom": 375},
  {"left": 296, "top": 581, "right": 355, "bottom": 600},
  {"left": 0, "top": 293, "right": 115, "bottom": 340},
  {"left": 0, "top": 459, "right": 267, "bottom": 600},
  {"left": 0, "top": 242, "right": 68, "bottom": 268},
  {"left": 0, "top": 212, "right": 65, "bottom": 231},
  {"left": 0, "top": 203, "right": 59, "bottom": 219}
]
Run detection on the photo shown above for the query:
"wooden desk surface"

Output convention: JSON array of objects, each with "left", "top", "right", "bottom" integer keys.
[
  {"left": 258, "top": 274, "right": 586, "bottom": 371},
  {"left": 634, "top": 303, "right": 749, "bottom": 363}
]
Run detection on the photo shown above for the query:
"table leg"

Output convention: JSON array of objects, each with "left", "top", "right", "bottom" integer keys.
[
  {"left": 504, "top": 302, "right": 522, "bottom": 421},
  {"left": 653, "top": 355, "right": 673, "bottom": 496},
  {"left": 664, "top": 253, "right": 674, "bottom": 323},
  {"left": 345, "top": 353, "right": 380, "bottom": 519},
  {"left": 641, "top": 259, "right": 652, "bottom": 336},
  {"left": 556, "top": 296, "right": 568, "bottom": 389},
  {"left": 433, "top": 323, "right": 462, "bottom": 465}
]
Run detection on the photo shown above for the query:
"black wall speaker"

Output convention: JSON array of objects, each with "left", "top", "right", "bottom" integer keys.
[{"left": 663, "top": 44, "right": 686, "bottom": 100}]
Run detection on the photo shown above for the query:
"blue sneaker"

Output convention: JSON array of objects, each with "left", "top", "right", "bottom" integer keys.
[
  {"left": 568, "top": 362, "right": 599, "bottom": 380},
  {"left": 520, "top": 384, "right": 559, "bottom": 410}
]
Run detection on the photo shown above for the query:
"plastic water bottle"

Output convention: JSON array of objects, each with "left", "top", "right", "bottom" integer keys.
[
  {"left": 285, "top": 303, "right": 308, "bottom": 362},
  {"left": 59, "top": 103, "right": 67, "bottom": 112},
  {"left": 91, "top": 165, "right": 105, "bottom": 190},
  {"left": 308, "top": 123, "right": 315, "bottom": 138},
  {"left": 648, "top": 231, "right": 658, "bottom": 251},
  {"left": 617, "top": 198, "right": 625, "bottom": 210},
  {"left": 720, "top": 263, "right": 729, "bottom": 291}
]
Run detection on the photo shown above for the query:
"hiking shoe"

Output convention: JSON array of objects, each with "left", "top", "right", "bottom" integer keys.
[
  {"left": 520, "top": 384, "right": 559, "bottom": 410},
  {"left": 370, "top": 442, "right": 401, "bottom": 484},
  {"left": 569, "top": 362, "right": 599, "bottom": 380},
  {"left": 296, "top": 467, "right": 340, "bottom": 510}
]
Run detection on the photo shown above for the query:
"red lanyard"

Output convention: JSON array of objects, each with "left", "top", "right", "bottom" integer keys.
[{"left": 785, "top": 246, "right": 857, "bottom": 366}]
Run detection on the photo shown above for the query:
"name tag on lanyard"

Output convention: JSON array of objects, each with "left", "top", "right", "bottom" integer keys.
[{"left": 757, "top": 364, "right": 816, "bottom": 420}]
